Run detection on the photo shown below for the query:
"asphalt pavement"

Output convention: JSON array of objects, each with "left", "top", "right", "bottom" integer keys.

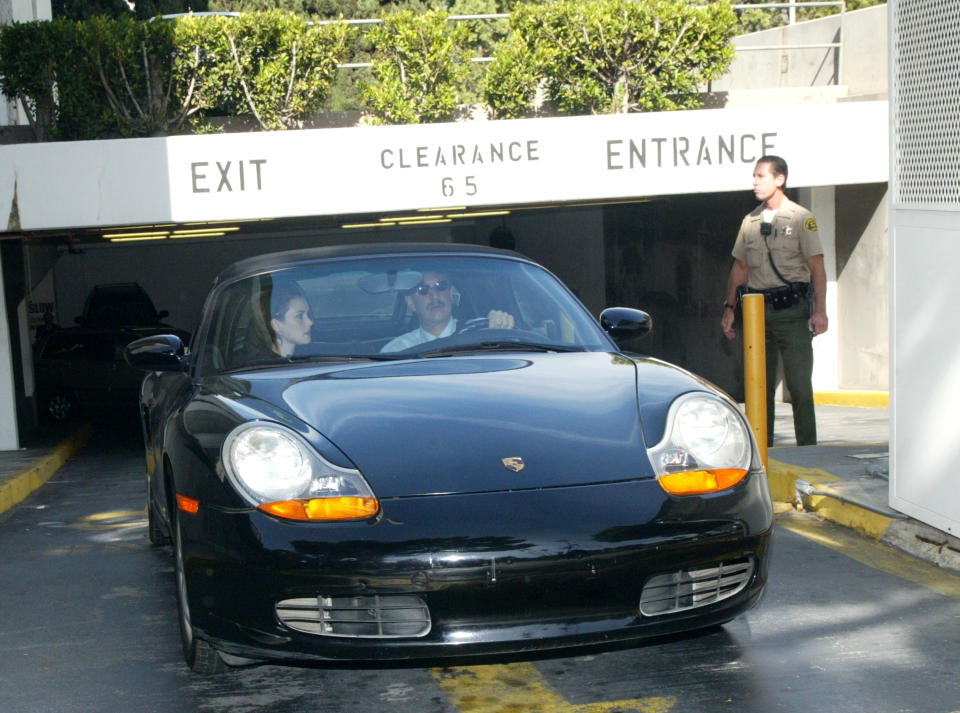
[{"left": 1, "top": 398, "right": 958, "bottom": 576}]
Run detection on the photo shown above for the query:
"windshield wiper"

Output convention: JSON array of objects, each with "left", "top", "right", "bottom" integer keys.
[{"left": 419, "top": 341, "right": 585, "bottom": 358}]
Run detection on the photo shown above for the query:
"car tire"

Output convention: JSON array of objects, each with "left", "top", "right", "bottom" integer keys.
[
  {"left": 173, "top": 508, "right": 227, "bottom": 675},
  {"left": 147, "top": 496, "right": 168, "bottom": 546}
]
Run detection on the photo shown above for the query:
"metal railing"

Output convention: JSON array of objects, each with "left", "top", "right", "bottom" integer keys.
[
  {"left": 730, "top": 1, "right": 846, "bottom": 84},
  {"left": 320, "top": 2, "right": 848, "bottom": 74}
]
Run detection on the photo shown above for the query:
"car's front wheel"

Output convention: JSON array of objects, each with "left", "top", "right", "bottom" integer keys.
[
  {"left": 146, "top": 483, "right": 169, "bottom": 546},
  {"left": 173, "top": 508, "right": 227, "bottom": 674}
]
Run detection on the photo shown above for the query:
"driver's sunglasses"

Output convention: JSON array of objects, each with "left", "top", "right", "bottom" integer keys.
[{"left": 414, "top": 279, "right": 451, "bottom": 296}]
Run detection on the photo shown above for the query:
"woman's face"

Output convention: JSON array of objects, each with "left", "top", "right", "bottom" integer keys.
[{"left": 271, "top": 296, "right": 313, "bottom": 355}]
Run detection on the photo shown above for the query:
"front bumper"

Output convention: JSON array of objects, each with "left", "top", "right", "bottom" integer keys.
[{"left": 180, "top": 474, "right": 773, "bottom": 663}]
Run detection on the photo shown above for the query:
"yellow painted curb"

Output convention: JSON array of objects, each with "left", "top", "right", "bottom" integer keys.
[
  {"left": 814, "top": 390, "right": 889, "bottom": 408},
  {"left": 766, "top": 457, "right": 840, "bottom": 503},
  {"left": 802, "top": 487, "right": 894, "bottom": 540},
  {"left": 0, "top": 424, "right": 93, "bottom": 516},
  {"left": 767, "top": 457, "right": 894, "bottom": 540}
]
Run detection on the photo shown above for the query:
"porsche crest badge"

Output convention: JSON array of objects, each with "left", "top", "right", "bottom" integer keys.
[{"left": 502, "top": 457, "right": 525, "bottom": 472}]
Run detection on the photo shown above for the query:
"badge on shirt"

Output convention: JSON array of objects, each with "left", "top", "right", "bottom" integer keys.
[{"left": 804, "top": 217, "right": 818, "bottom": 232}]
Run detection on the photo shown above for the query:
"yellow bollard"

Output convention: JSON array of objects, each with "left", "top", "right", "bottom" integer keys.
[{"left": 741, "top": 294, "right": 767, "bottom": 469}]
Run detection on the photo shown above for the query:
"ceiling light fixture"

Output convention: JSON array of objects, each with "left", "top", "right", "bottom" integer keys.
[
  {"left": 170, "top": 231, "right": 227, "bottom": 239},
  {"left": 342, "top": 222, "right": 396, "bottom": 229},
  {"left": 106, "top": 233, "right": 170, "bottom": 242},
  {"left": 445, "top": 210, "right": 511, "bottom": 219},
  {"left": 172, "top": 227, "right": 241, "bottom": 236}
]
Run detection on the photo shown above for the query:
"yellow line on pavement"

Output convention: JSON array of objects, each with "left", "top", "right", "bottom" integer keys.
[
  {"left": 72, "top": 510, "right": 145, "bottom": 531},
  {"left": 431, "top": 661, "right": 676, "bottom": 713},
  {"left": 777, "top": 511, "right": 960, "bottom": 601}
]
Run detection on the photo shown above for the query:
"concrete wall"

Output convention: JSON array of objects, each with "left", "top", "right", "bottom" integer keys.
[
  {"left": 508, "top": 209, "right": 606, "bottom": 317},
  {"left": 836, "top": 183, "right": 889, "bottom": 390},
  {"left": 602, "top": 192, "right": 756, "bottom": 398},
  {"left": 714, "top": 5, "right": 888, "bottom": 101}
]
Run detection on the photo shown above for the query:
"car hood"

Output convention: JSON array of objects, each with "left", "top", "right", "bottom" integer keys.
[{"left": 234, "top": 352, "right": 704, "bottom": 498}]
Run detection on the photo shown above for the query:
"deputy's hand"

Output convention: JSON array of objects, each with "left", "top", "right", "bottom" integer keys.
[
  {"left": 488, "top": 309, "right": 515, "bottom": 330},
  {"left": 809, "top": 311, "right": 828, "bottom": 336},
  {"left": 721, "top": 309, "right": 736, "bottom": 340}
]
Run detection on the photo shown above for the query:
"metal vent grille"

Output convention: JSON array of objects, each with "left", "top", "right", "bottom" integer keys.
[
  {"left": 276, "top": 595, "right": 431, "bottom": 638},
  {"left": 893, "top": 0, "right": 960, "bottom": 206},
  {"left": 639, "top": 558, "right": 754, "bottom": 617}
]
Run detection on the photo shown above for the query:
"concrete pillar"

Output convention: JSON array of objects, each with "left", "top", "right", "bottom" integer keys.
[
  {"left": 799, "top": 186, "right": 839, "bottom": 392},
  {"left": 0, "top": 251, "right": 19, "bottom": 450},
  {"left": 2, "top": 0, "right": 51, "bottom": 22}
]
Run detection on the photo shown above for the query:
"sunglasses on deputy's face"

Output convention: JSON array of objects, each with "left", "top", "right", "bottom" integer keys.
[{"left": 413, "top": 280, "right": 451, "bottom": 296}]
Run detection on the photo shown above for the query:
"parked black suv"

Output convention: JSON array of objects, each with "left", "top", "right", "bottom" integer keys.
[
  {"left": 76, "top": 283, "right": 171, "bottom": 329},
  {"left": 35, "top": 284, "right": 188, "bottom": 422}
]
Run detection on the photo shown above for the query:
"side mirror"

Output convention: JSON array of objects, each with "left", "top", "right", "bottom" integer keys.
[
  {"left": 600, "top": 307, "right": 652, "bottom": 341},
  {"left": 124, "top": 334, "right": 187, "bottom": 372}
]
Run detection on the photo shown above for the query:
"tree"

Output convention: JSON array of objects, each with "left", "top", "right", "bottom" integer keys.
[
  {"left": 0, "top": 19, "right": 105, "bottom": 140},
  {"left": 361, "top": 9, "right": 469, "bottom": 124},
  {"left": 212, "top": 10, "right": 352, "bottom": 129},
  {"left": 482, "top": 29, "right": 536, "bottom": 119},
  {"left": 80, "top": 15, "right": 186, "bottom": 136},
  {"left": 487, "top": 0, "right": 737, "bottom": 117}
]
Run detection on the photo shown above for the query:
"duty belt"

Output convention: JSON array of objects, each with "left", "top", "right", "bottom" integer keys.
[{"left": 743, "top": 282, "right": 809, "bottom": 302}]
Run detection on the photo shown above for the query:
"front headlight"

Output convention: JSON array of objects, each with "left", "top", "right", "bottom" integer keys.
[
  {"left": 647, "top": 393, "right": 753, "bottom": 495},
  {"left": 223, "top": 422, "right": 379, "bottom": 521}
]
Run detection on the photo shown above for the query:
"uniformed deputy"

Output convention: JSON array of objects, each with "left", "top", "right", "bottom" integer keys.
[{"left": 721, "top": 155, "right": 827, "bottom": 446}]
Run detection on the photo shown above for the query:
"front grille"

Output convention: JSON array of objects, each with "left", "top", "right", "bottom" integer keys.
[
  {"left": 276, "top": 595, "right": 431, "bottom": 638},
  {"left": 639, "top": 558, "right": 754, "bottom": 617}
]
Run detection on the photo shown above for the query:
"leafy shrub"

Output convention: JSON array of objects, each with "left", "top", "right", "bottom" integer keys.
[
  {"left": 208, "top": 10, "right": 351, "bottom": 129},
  {"left": 361, "top": 9, "right": 469, "bottom": 124},
  {"left": 0, "top": 12, "right": 351, "bottom": 139},
  {"left": 0, "top": 19, "right": 105, "bottom": 140},
  {"left": 492, "top": 0, "right": 737, "bottom": 116}
]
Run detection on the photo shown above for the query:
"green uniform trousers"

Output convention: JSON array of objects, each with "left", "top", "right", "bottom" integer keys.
[{"left": 764, "top": 300, "right": 817, "bottom": 446}]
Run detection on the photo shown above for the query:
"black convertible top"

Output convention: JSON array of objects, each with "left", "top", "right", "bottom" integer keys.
[{"left": 213, "top": 242, "right": 526, "bottom": 285}]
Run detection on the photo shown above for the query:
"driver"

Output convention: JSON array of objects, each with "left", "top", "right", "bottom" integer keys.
[{"left": 381, "top": 271, "right": 515, "bottom": 353}]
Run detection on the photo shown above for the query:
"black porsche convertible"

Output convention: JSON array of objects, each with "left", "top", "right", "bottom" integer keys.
[{"left": 125, "top": 242, "right": 773, "bottom": 673}]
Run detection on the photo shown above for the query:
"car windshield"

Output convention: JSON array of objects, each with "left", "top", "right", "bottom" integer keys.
[{"left": 196, "top": 254, "right": 613, "bottom": 374}]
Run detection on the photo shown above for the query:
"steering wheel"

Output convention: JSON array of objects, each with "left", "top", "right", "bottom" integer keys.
[{"left": 456, "top": 317, "right": 490, "bottom": 333}]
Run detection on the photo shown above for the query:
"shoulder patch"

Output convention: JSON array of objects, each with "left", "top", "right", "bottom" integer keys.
[{"left": 804, "top": 217, "right": 819, "bottom": 232}]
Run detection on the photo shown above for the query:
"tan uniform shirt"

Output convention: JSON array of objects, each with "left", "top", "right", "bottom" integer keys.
[{"left": 731, "top": 197, "right": 824, "bottom": 290}]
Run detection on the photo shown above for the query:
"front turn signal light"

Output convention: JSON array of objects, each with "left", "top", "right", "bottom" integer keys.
[
  {"left": 259, "top": 497, "right": 379, "bottom": 521},
  {"left": 176, "top": 494, "right": 200, "bottom": 514},
  {"left": 657, "top": 468, "right": 748, "bottom": 496}
]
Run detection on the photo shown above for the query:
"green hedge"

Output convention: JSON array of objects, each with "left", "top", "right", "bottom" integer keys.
[
  {"left": 486, "top": 0, "right": 736, "bottom": 117},
  {"left": 0, "top": 12, "right": 352, "bottom": 139},
  {"left": 0, "top": 1, "right": 738, "bottom": 140}
]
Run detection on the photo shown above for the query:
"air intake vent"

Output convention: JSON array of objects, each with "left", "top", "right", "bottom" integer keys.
[
  {"left": 639, "top": 558, "right": 754, "bottom": 617},
  {"left": 276, "top": 594, "right": 431, "bottom": 638}
]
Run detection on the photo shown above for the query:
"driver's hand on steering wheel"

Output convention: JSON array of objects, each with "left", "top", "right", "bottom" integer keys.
[{"left": 488, "top": 310, "right": 515, "bottom": 330}]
